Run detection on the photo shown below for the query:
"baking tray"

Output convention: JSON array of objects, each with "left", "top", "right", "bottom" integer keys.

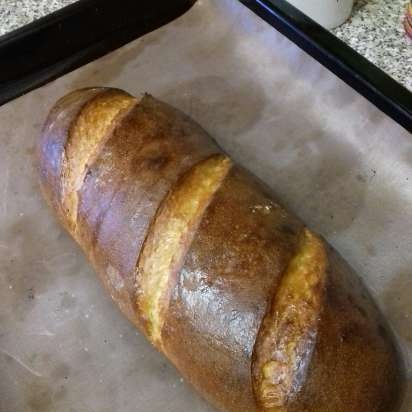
[
  {"left": 0, "top": 0, "right": 411, "bottom": 411},
  {"left": 0, "top": 0, "right": 195, "bottom": 106},
  {"left": 0, "top": 0, "right": 411, "bottom": 132},
  {"left": 240, "top": 0, "right": 412, "bottom": 132}
]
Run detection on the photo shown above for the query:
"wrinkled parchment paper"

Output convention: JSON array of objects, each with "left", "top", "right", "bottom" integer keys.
[{"left": 0, "top": 0, "right": 410, "bottom": 410}]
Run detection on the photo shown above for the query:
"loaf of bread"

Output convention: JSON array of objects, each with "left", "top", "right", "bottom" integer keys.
[{"left": 38, "top": 87, "right": 404, "bottom": 412}]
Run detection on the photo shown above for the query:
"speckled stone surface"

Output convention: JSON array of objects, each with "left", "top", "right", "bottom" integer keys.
[
  {"left": 0, "top": 0, "right": 78, "bottom": 36},
  {"left": 333, "top": 0, "right": 412, "bottom": 91},
  {"left": 0, "top": 0, "right": 410, "bottom": 91}
]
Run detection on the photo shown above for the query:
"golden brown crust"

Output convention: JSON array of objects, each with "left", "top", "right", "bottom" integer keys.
[
  {"left": 252, "top": 229, "right": 327, "bottom": 411},
  {"left": 285, "top": 246, "right": 404, "bottom": 412},
  {"left": 136, "top": 154, "right": 232, "bottom": 348},
  {"left": 76, "top": 94, "right": 220, "bottom": 326},
  {"left": 162, "top": 166, "right": 304, "bottom": 412},
  {"left": 38, "top": 88, "right": 404, "bottom": 412},
  {"left": 38, "top": 88, "right": 105, "bottom": 226},
  {"left": 62, "top": 89, "right": 137, "bottom": 232}
]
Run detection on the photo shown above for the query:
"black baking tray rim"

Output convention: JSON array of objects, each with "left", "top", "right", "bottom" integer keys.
[
  {"left": 0, "top": 0, "right": 411, "bottom": 132},
  {"left": 0, "top": 0, "right": 195, "bottom": 106},
  {"left": 240, "top": 0, "right": 411, "bottom": 132}
]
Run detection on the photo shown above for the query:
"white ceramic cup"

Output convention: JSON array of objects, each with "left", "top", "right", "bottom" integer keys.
[{"left": 287, "top": 0, "right": 354, "bottom": 29}]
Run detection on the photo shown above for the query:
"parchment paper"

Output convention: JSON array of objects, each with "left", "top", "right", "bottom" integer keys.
[{"left": 0, "top": 1, "right": 410, "bottom": 411}]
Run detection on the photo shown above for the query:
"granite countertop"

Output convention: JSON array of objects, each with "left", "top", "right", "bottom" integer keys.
[
  {"left": 0, "top": 0, "right": 411, "bottom": 91},
  {"left": 0, "top": 0, "right": 78, "bottom": 36},
  {"left": 333, "top": 0, "right": 412, "bottom": 91}
]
